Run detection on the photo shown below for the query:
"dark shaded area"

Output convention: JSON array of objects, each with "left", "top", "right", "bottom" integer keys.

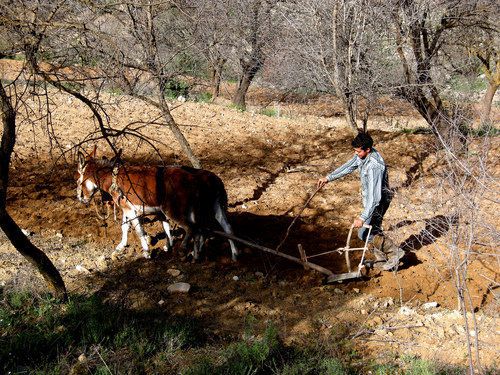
[
  {"left": 0, "top": 291, "right": 205, "bottom": 374},
  {"left": 398, "top": 214, "right": 459, "bottom": 252}
]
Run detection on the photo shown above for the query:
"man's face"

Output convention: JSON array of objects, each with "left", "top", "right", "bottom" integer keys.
[{"left": 354, "top": 147, "right": 370, "bottom": 159}]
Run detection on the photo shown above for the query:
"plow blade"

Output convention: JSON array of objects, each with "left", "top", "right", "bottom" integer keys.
[{"left": 326, "top": 271, "right": 363, "bottom": 283}]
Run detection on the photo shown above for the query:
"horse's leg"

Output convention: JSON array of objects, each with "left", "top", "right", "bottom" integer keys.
[
  {"left": 181, "top": 226, "right": 192, "bottom": 251},
  {"left": 161, "top": 218, "right": 174, "bottom": 252},
  {"left": 214, "top": 200, "right": 239, "bottom": 261},
  {"left": 115, "top": 210, "right": 130, "bottom": 252},
  {"left": 130, "top": 215, "right": 151, "bottom": 259},
  {"left": 191, "top": 231, "right": 205, "bottom": 261}
]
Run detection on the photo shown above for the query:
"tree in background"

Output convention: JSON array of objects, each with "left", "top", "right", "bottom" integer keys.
[
  {"left": 67, "top": 0, "right": 203, "bottom": 167},
  {"left": 388, "top": 0, "right": 495, "bottom": 148},
  {"left": 230, "top": 0, "right": 279, "bottom": 109},
  {"left": 472, "top": 34, "right": 499, "bottom": 127},
  {"left": 276, "top": 0, "right": 390, "bottom": 134},
  {"left": 186, "top": 0, "right": 232, "bottom": 99}
]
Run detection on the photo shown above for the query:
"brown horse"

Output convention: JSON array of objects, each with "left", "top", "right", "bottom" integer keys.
[{"left": 76, "top": 148, "right": 238, "bottom": 260}]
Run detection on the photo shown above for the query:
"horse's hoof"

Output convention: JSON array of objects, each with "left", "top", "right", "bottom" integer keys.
[
  {"left": 115, "top": 244, "right": 127, "bottom": 252},
  {"left": 111, "top": 251, "right": 122, "bottom": 261}
]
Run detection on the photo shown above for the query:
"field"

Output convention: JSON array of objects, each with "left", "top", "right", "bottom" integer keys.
[{"left": 0, "top": 60, "right": 499, "bottom": 373}]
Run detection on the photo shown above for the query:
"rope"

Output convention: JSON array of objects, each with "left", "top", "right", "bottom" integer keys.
[
  {"left": 275, "top": 185, "right": 322, "bottom": 253},
  {"left": 93, "top": 197, "right": 111, "bottom": 221}
]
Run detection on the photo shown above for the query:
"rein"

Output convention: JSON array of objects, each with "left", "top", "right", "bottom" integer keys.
[{"left": 93, "top": 197, "right": 112, "bottom": 221}]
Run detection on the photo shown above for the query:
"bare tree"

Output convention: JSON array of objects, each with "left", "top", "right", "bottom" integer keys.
[
  {"left": 277, "top": 0, "right": 388, "bottom": 134},
  {"left": 0, "top": 77, "right": 67, "bottom": 300},
  {"left": 472, "top": 36, "right": 499, "bottom": 126},
  {"left": 186, "top": 0, "right": 232, "bottom": 99},
  {"left": 71, "top": 0, "right": 202, "bottom": 167},
  {"left": 229, "top": 0, "right": 279, "bottom": 109},
  {"left": 388, "top": 0, "right": 496, "bottom": 147}
]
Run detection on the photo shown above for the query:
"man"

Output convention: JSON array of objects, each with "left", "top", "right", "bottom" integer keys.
[{"left": 317, "top": 132, "right": 404, "bottom": 271}]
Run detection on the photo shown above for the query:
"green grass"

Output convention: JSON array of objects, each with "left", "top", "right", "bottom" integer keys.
[
  {"left": 164, "top": 78, "right": 190, "bottom": 99},
  {"left": 229, "top": 103, "right": 246, "bottom": 112},
  {"left": 0, "top": 291, "right": 202, "bottom": 374},
  {"left": 260, "top": 108, "right": 279, "bottom": 117},
  {"left": 107, "top": 86, "right": 124, "bottom": 96},
  {"left": 398, "top": 126, "right": 432, "bottom": 135},
  {"left": 448, "top": 75, "right": 487, "bottom": 94},
  {"left": 193, "top": 91, "right": 213, "bottom": 103}
]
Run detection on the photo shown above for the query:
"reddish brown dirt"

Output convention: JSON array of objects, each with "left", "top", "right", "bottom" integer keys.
[{"left": 0, "top": 61, "right": 498, "bottom": 368}]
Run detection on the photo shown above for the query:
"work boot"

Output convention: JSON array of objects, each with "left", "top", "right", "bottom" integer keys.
[
  {"left": 380, "top": 236, "right": 404, "bottom": 271},
  {"left": 382, "top": 248, "right": 405, "bottom": 271},
  {"left": 372, "top": 235, "right": 387, "bottom": 262}
]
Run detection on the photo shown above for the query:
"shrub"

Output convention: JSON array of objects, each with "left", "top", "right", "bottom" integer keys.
[
  {"left": 260, "top": 108, "right": 279, "bottom": 117},
  {"left": 164, "top": 79, "right": 190, "bottom": 99}
]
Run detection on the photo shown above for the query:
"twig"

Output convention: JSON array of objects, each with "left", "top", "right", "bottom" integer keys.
[
  {"left": 95, "top": 347, "right": 113, "bottom": 375},
  {"left": 351, "top": 324, "right": 423, "bottom": 339}
]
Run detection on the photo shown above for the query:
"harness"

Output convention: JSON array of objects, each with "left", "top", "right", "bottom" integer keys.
[{"left": 110, "top": 163, "right": 125, "bottom": 204}]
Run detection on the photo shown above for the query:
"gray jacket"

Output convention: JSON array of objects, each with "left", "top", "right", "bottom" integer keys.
[{"left": 327, "top": 148, "right": 390, "bottom": 221}]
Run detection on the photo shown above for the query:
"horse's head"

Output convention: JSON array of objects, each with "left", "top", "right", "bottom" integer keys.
[{"left": 76, "top": 146, "right": 99, "bottom": 205}]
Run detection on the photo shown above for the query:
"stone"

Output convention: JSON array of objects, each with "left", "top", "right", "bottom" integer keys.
[
  {"left": 334, "top": 288, "right": 344, "bottom": 294},
  {"left": 353, "top": 288, "right": 360, "bottom": 293},
  {"left": 422, "top": 302, "right": 439, "bottom": 309},
  {"left": 399, "top": 306, "right": 416, "bottom": 316},
  {"left": 167, "top": 268, "right": 181, "bottom": 277},
  {"left": 255, "top": 271, "right": 264, "bottom": 278},
  {"left": 21, "top": 229, "right": 32, "bottom": 237},
  {"left": 232, "top": 276, "right": 239, "bottom": 281},
  {"left": 167, "top": 282, "right": 191, "bottom": 293},
  {"left": 78, "top": 354, "right": 87, "bottom": 362},
  {"left": 75, "top": 265, "right": 90, "bottom": 274}
]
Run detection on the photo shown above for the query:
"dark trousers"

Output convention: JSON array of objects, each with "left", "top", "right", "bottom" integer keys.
[{"left": 358, "top": 196, "right": 392, "bottom": 242}]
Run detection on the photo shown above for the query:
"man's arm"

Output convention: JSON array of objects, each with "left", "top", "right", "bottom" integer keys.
[{"left": 317, "top": 155, "right": 360, "bottom": 189}]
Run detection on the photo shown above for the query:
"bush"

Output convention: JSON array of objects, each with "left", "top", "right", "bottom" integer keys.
[
  {"left": 260, "top": 108, "right": 279, "bottom": 117},
  {"left": 164, "top": 79, "right": 190, "bottom": 99},
  {"left": 193, "top": 92, "right": 213, "bottom": 103}
]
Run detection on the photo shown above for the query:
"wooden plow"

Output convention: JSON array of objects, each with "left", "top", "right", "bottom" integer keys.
[{"left": 212, "top": 223, "right": 373, "bottom": 283}]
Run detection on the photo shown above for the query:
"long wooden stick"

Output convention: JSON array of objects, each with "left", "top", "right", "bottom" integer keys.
[{"left": 212, "top": 230, "right": 333, "bottom": 276}]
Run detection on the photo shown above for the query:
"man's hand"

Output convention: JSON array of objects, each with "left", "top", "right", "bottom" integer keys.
[
  {"left": 317, "top": 177, "right": 328, "bottom": 189},
  {"left": 353, "top": 217, "right": 364, "bottom": 228}
]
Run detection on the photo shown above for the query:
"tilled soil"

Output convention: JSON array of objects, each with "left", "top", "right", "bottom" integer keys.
[{"left": 0, "top": 67, "right": 498, "bottom": 368}]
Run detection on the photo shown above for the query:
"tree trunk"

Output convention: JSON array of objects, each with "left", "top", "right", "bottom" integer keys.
[
  {"left": 0, "top": 211, "right": 67, "bottom": 300},
  {"left": 0, "top": 82, "right": 67, "bottom": 300},
  {"left": 157, "top": 88, "right": 201, "bottom": 168},
  {"left": 480, "top": 81, "right": 498, "bottom": 126},
  {"left": 210, "top": 57, "right": 226, "bottom": 100},
  {"left": 331, "top": 2, "right": 360, "bottom": 136},
  {"left": 232, "top": 69, "right": 255, "bottom": 109}
]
